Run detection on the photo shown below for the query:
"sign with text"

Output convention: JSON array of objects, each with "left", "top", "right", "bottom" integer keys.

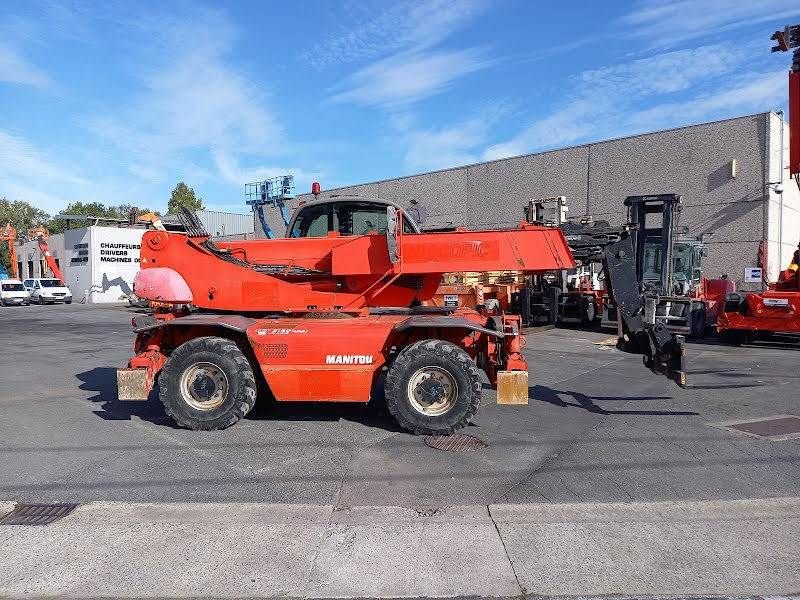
[{"left": 743, "top": 267, "right": 763, "bottom": 283}]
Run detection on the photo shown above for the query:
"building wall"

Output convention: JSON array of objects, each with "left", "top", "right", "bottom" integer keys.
[
  {"left": 766, "top": 112, "right": 800, "bottom": 278},
  {"left": 16, "top": 233, "right": 66, "bottom": 280},
  {"left": 196, "top": 210, "right": 254, "bottom": 237},
  {"left": 272, "top": 112, "right": 789, "bottom": 291},
  {"left": 18, "top": 227, "right": 144, "bottom": 303},
  {"left": 82, "top": 226, "right": 144, "bottom": 303}
]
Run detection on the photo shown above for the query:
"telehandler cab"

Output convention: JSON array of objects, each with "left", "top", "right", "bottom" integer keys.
[{"left": 118, "top": 195, "right": 686, "bottom": 434}]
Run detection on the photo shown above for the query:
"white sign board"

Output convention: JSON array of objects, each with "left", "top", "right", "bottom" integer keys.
[
  {"left": 763, "top": 298, "right": 789, "bottom": 307},
  {"left": 443, "top": 294, "right": 459, "bottom": 307},
  {"left": 743, "top": 267, "right": 762, "bottom": 283}
]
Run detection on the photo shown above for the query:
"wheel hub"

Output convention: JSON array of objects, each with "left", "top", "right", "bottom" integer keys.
[
  {"left": 179, "top": 362, "right": 229, "bottom": 411},
  {"left": 407, "top": 366, "right": 458, "bottom": 416},
  {"left": 416, "top": 378, "right": 447, "bottom": 403}
]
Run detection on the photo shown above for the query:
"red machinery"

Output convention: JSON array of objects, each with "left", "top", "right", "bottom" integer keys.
[
  {"left": 1, "top": 223, "right": 19, "bottom": 279},
  {"left": 718, "top": 245, "right": 800, "bottom": 343},
  {"left": 717, "top": 25, "right": 800, "bottom": 343},
  {"left": 118, "top": 200, "right": 685, "bottom": 435},
  {"left": 28, "top": 226, "right": 65, "bottom": 282}
]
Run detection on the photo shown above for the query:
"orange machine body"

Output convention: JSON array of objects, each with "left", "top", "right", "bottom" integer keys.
[{"left": 135, "top": 222, "right": 575, "bottom": 313}]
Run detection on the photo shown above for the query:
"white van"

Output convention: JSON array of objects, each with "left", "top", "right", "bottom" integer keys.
[
  {"left": 23, "top": 278, "right": 73, "bottom": 304},
  {"left": 0, "top": 279, "right": 31, "bottom": 306}
]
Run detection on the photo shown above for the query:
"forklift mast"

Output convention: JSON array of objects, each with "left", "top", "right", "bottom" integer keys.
[{"left": 624, "top": 194, "right": 682, "bottom": 295}]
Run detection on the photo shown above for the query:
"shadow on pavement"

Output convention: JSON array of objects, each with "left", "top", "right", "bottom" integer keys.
[
  {"left": 76, "top": 367, "right": 404, "bottom": 433},
  {"left": 529, "top": 385, "right": 698, "bottom": 416},
  {"left": 76, "top": 367, "right": 174, "bottom": 427}
]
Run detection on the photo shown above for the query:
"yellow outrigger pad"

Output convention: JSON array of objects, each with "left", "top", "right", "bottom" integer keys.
[
  {"left": 116, "top": 368, "right": 150, "bottom": 401},
  {"left": 496, "top": 370, "right": 529, "bottom": 405}
]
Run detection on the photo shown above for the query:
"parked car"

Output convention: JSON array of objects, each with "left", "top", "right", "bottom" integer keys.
[
  {"left": 23, "top": 278, "right": 73, "bottom": 304},
  {"left": 0, "top": 279, "right": 31, "bottom": 306}
]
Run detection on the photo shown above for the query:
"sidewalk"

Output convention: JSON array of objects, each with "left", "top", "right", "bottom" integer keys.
[{"left": 1, "top": 498, "right": 798, "bottom": 598}]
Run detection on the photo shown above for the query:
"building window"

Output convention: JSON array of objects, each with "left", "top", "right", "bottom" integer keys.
[{"left": 27, "top": 260, "right": 33, "bottom": 277}]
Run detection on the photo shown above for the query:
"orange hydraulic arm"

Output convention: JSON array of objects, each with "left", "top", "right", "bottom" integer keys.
[
  {"left": 28, "top": 226, "right": 65, "bottom": 282},
  {"left": 1, "top": 223, "right": 19, "bottom": 279},
  {"left": 134, "top": 213, "right": 576, "bottom": 314}
]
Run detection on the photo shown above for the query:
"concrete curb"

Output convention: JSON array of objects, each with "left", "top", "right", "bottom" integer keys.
[{"left": 0, "top": 498, "right": 797, "bottom": 598}]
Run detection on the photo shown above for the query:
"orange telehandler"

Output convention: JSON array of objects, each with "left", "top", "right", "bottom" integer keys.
[{"left": 118, "top": 197, "right": 686, "bottom": 435}]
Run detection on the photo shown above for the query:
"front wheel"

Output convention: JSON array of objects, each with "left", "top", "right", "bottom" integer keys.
[
  {"left": 159, "top": 336, "right": 257, "bottom": 430},
  {"left": 384, "top": 340, "right": 482, "bottom": 435}
]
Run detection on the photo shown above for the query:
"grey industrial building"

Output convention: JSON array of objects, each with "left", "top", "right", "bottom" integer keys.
[{"left": 268, "top": 112, "right": 799, "bottom": 291}]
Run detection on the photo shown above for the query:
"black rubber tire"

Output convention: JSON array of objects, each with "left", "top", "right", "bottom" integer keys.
[
  {"left": 159, "top": 336, "right": 257, "bottom": 430},
  {"left": 384, "top": 339, "right": 482, "bottom": 435},
  {"left": 65, "top": 299, "right": 72, "bottom": 304},
  {"left": 689, "top": 303, "right": 706, "bottom": 339},
  {"left": 0, "top": 298, "right": 5, "bottom": 307}
]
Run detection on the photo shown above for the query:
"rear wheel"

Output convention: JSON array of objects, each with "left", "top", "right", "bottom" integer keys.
[
  {"left": 159, "top": 336, "right": 257, "bottom": 430},
  {"left": 385, "top": 340, "right": 481, "bottom": 435}
]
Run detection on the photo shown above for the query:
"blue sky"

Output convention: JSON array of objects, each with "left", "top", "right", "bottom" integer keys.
[{"left": 1, "top": 0, "right": 799, "bottom": 215}]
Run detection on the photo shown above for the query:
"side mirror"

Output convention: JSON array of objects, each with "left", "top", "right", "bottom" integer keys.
[{"left": 386, "top": 206, "right": 399, "bottom": 264}]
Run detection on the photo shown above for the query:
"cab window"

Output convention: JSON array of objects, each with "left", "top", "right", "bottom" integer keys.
[
  {"left": 289, "top": 204, "right": 329, "bottom": 238},
  {"left": 333, "top": 201, "right": 416, "bottom": 236},
  {"left": 334, "top": 202, "right": 388, "bottom": 235}
]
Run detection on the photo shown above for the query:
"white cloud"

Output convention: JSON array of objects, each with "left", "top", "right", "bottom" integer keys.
[
  {"left": 0, "top": 129, "right": 86, "bottom": 187},
  {"left": 88, "top": 10, "right": 282, "bottom": 185},
  {"left": 626, "top": 70, "right": 787, "bottom": 131},
  {"left": 0, "top": 129, "right": 89, "bottom": 212},
  {"left": 322, "top": 0, "right": 492, "bottom": 107},
  {"left": 620, "top": 0, "right": 800, "bottom": 48},
  {"left": 329, "top": 47, "right": 492, "bottom": 108},
  {"left": 211, "top": 150, "right": 320, "bottom": 192},
  {"left": 394, "top": 103, "right": 512, "bottom": 172},
  {"left": 303, "top": 0, "right": 487, "bottom": 68},
  {"left": 483, "top": 43, "right": 770, "bottom": 161},
  {"left": 0, "top": 42, "right": 51, "bottom": 89}
]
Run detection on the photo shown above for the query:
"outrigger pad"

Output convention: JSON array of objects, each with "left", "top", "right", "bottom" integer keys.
[
  {"left": 497, "top": 370, "right": 529, "bottom": 405},
  {"left": 117, "top": 368, "right": 150, "bottom": 401}
]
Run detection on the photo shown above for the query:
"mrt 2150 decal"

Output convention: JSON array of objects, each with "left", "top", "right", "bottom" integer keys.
[{"left": 256, "top": 328, "right": 309, "bottom": 335}]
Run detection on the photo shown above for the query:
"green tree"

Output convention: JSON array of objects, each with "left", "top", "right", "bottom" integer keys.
[
  {"left": 0, "top": 198, "right": 51, "bottom": 274},
  {"left": 47, "top": 201, "right": 156, "bottom": 233},
  {"left": 167, "top": 181, "right": 204, "bottom": 214}
]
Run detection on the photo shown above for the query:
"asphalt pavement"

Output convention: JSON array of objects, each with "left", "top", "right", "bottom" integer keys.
[
  {"left": 1, "top": 303, "right": 799, "bottom": 598},
  {"left": 0, "top": 303, "right": 798, "bottom": 505}
]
